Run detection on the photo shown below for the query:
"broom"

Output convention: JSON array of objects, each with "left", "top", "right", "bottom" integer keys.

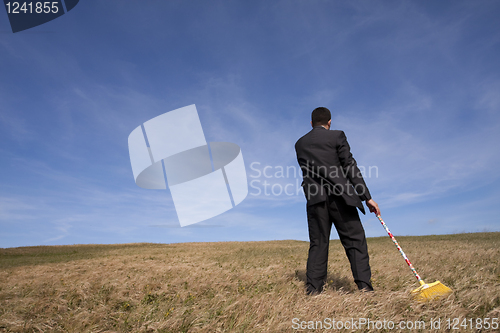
[{"left": 376, "top": 215, "right": 452, "bottom": 301}]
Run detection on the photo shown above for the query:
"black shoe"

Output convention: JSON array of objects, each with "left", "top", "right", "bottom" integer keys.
[
  {"left": 356, "top": 281, "right": 374, "bottom": 292},
  {"left": 306, "top": 287, "right": 320, "bottom": 296}
]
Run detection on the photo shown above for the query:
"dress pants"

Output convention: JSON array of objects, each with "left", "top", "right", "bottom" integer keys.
[{"left": 306, "top": 194, "right": 373, "bottom": 293}]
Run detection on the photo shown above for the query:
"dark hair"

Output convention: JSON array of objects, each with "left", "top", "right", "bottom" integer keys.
[{"left": 311, "top": 107, "right": 331, "bottom": 126}]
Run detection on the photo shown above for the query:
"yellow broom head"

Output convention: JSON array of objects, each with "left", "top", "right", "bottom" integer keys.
[{"left": 411, "top": 281, "right": 452, "bottom": 302}]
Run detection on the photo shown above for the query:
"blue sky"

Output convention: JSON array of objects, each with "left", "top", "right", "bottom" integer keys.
[{"left": 1, "top": 1, "right": 499, "bottom": 248}]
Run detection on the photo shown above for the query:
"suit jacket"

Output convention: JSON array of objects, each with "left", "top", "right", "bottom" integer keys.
[{"left": 295, "top": 126, "right": 371, "bottom": 214}]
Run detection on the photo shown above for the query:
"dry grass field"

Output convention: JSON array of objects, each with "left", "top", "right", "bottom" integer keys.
[{"left": 0, "top": 232, "right": 499, "bottom": 332}]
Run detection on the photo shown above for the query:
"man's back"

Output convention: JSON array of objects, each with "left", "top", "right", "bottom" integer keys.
[{"left": 295, "top": 126, "right": 371, "bottom": 213}]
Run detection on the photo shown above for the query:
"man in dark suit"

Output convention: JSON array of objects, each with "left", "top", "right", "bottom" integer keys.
[{"left": 295, "top": 107, "right": 380, "bottom": 295}]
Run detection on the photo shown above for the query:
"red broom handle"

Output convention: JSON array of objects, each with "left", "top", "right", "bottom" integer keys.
[{"left": 377, "top": 215, "right": 423, "bottom": 284}]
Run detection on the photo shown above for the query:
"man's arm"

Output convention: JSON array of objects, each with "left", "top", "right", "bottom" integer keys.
[
  {"left": 336, "top": 131, "right": 372, "bottom": 201},
  {"left": 337, "top": 131, "right": 381, "bottom": 215}
]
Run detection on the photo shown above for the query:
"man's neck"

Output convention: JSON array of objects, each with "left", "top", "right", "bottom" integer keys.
[{"left": 315, "top": 125, "right": 329, "bottom": 130}]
